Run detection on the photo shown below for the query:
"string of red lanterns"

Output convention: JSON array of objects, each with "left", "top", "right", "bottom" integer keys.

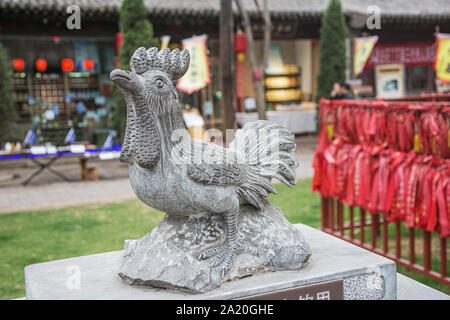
[
  {"left": 234, "top": 30, "right": 247, "bottom": 54},
  {"left": 13, "top": 58, "right": 25, "bottom": 71},
  {"left": 14, "top": 58, "right": 95, "bottom": 73},
  {"left": 61, "top": 58, "right": 74, "bottom": 72},
  {"left": 35, "top": 59, "right": 47, "bottom": 72},
  {"left": 83, "top": 59, "right": 94, "bottom": 71}
]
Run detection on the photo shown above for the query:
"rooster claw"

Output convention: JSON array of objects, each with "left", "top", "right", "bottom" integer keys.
[
  {"left": 214, "top": 240, "right": 259, "bottom": 280},
  {"left": 212, "top": 248, "right": 236, "bottom": 280},
  {"left": 218, "top": 265, "right": 232, "bottom": 280},
  {"left": 195, "top": 244, "right": 227, "bottom": 261},
  {"left": 196, "top": 240, "right": 259, "bottom": 280}
]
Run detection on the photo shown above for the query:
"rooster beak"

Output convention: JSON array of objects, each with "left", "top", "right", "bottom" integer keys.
[{"left": 110, "top": 69, "right": 142, "bottom": 93}]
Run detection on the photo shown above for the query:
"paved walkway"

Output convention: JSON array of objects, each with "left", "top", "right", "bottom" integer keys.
[
  {"left": 0, "top": 136, "right": 317, "bottom": 214},
  {"left": 0, "top": 179, "right": 136, "bottom": 214}
]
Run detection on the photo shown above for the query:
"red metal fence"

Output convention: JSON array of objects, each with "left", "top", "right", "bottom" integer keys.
[
  {"left": 313, "top": 97, "right": 449, "bottom": 286},
  {"left": 321, "top": 196, "right": 449, "bottom": 285}
]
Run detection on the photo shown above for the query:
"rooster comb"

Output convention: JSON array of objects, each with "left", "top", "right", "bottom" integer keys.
[{"left": 130, "top": 47, "right": 190, "bottom": 80}]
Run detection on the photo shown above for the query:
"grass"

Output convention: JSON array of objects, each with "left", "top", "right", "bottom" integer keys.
[
  {"left": 0, "top": 178, "right": 448, "bottom": 299},
  {"left": 0, "top": 200, "right": 165, "bottom": 300}
]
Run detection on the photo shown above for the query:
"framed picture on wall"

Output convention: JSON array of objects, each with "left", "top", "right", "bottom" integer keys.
[{"left": 375, "top": 64, "right": 405, "bottom": 98}]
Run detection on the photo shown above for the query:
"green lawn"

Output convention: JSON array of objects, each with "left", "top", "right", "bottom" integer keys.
[{"left": 0, "top": 178, "right": 448, "bottom": 299}]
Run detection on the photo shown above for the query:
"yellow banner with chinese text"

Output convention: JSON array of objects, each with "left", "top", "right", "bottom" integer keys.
[
  {"left": 354, "top": 36, "right": 378, "bottom": 76},
  {"left": 177, "top": 35, "right": 211, "bottom": 94},
  {"left": 435, "top": 33, "right": 450, "bottom": 83}
]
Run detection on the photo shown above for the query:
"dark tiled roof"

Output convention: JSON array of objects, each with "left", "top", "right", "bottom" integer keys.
[{"left": 0, "top": 0, "right": 449, "bottom": 20}]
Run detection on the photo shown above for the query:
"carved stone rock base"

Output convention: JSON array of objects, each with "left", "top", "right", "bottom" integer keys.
[{"left": 119, "top": 202, "right": 312, "bottom": 293}]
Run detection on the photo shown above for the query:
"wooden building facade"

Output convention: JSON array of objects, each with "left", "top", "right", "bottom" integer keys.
[{"left": 1, "top": 0, "right": 450, "bottom": 138}]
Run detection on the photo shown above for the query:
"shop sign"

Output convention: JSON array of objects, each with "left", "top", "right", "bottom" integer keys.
[
  {"left": 375, "top": 64, "right": 405, "bottom": 98},
  {"left": 365, "top": 42, "right": 435, "bottom": 68}
]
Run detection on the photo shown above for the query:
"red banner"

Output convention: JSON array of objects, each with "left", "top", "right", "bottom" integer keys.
[
  {"left": 365, "top": 42, "right": 435, "bottom": 68},
  {"left": 116, "top": 32, "right": 122, "bottom": 55},
  {"left": 312, "top": 99, "right": 450, "bottom": 238},
  {"left": 236, "top": 53, "right": 245, "bottom": 99}
]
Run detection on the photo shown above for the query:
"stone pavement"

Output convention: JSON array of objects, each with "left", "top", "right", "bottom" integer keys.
[
  {"left": 0, "top": 135, "right": 317, "bottom": 214},
  {"left": 0, "top": 179, "right": 136, "bottom": 214},
  {"left": 294, "top": 135, "right": 316, "bottom": 180}
]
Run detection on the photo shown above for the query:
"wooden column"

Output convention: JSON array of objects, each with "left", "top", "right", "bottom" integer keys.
[{"left": 220, "top": 0, "right": 237, "bottom": 141}]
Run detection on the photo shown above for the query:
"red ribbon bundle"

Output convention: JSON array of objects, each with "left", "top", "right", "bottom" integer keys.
[{"left": 312, "top": 99, "right": 450, "bottom": 238}]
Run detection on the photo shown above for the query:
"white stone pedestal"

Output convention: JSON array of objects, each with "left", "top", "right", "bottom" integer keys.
[{"left": 24, "top": 224, "right": 397, "bottom": 300}]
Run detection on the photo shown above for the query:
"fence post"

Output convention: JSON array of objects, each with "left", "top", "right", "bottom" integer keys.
[
  {"left": 424, "top": 231, "right": 431, "bottom": 271},
  {"left": 350, "top": 206, "right": 354, "bottom": 239},
  {"left": 395, "top": 221, "right": 401, "bottom": 259},
  {"left": 409, "top": 228, "right": 415, "bottom": 265},
  {"left": 329, "top": 198, "right": 335, "bottom": 232},
  {"left": 383, "top": 215, "right": 388, "bottom": 253},
  {"left": 321, "top": 196, "right": 328, "bottom": 230},
  {"left": 371, "top": 214, "right": 379, "bottom": 248},
  {"left": 360, "top": 208, "right": 366, "bottom": 244},
  {"left": 338, "top": 201, "right": 344, "bottom": 235},
  {"left": 441, "top": 238, "right": 447, "bottom": 278}
]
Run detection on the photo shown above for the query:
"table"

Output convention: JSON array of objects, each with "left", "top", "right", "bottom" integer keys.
[
  {"left": 235, "top": 109, "right": 317, "bottom": 134},
  {"left": 22, "top": 153, "right": 70, "bottom": 185},
  {"left": 0, "top": 145, "right": 121, "bottom": 185}
]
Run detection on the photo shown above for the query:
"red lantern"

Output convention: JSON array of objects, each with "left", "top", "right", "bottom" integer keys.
[
  {"left": 116, "top": 32, "right": 123, "bottom": 55},
  {"left": 234, "top": 30, "right": 247, "bottom": 54},
  {"left": 35, "top": 59, "right": 47, "bottom": 72},
  {"left": 13, "top": 58, "right": 25, "bottom": 71},
  {"left": 83, "top": 59, "right": 94, "bottom": 71},
  {"left": 61, "top": 58, "right": 74, "bottom": 72}
]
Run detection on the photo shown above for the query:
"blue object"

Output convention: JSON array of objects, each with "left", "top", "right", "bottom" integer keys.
[
  {"left": 0, "top": 145, "right": 122, "bottom": 161},
  {"left": 204, "top": 100, "right": 212, "bottom": 116},
  {"left": 95, "top": 95, "right": 105, "bottom": 105},
  {"left": 102, "top": 133, "right": 114, "bottom": 150},
  {"left": 27, "top": 96, "right": 35, "bottom": 105},
  {"left": 97, "top": 108, "right": 107, "bottom": 117},
  {"left": 23, "top": 128, "right": 36, "bottom": 146},
  {"left": 75, "top": 102, "right": 86, "bottom": 114},
  {"left": 52, "top": 104, "right": 59, "bottom": 116},
  {"left": 64, "top": 128, "right": 76, "bottom": 144}
]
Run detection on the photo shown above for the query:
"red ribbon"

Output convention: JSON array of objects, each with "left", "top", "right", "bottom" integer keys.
[{"left": 312, "top": 99, "right": 450, "bottom": 238}]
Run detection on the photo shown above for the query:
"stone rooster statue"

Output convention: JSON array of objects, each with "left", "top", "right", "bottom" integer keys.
[{"left": 111, "top": 47, "right": 311, "bottom": 293}]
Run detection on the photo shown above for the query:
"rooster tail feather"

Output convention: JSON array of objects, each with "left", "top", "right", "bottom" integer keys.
[{"left": 229, "top": 120, "right": 298, "bottom": 208}]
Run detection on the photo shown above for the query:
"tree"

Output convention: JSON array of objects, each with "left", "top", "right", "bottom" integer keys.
[
  {"left": 0, "top": 42, "right": 17, "bottom": 143},
  {"left": 236, "top": 0, "right": 271, "bottom": 120},
  {"left": 316, "top": 0, "right": 347, "bottom": 101},
  {"left": 112, "top": 0, "right": 158, "bottom": 139}
]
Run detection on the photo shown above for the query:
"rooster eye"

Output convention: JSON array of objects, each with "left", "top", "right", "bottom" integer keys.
[{"left": 155, "top": 79, "right": 165, "bottom": 89}]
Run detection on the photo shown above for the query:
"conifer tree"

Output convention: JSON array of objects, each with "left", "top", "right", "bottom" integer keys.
[
  {"left": 112, "top": 0, "right": 158, "bottom": 139},
  {"left": 0, "top": 42, "right": 17, "bottom": 143},
  {"left": 316, "top": 0, "right": 347, "bottom": 100}
]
